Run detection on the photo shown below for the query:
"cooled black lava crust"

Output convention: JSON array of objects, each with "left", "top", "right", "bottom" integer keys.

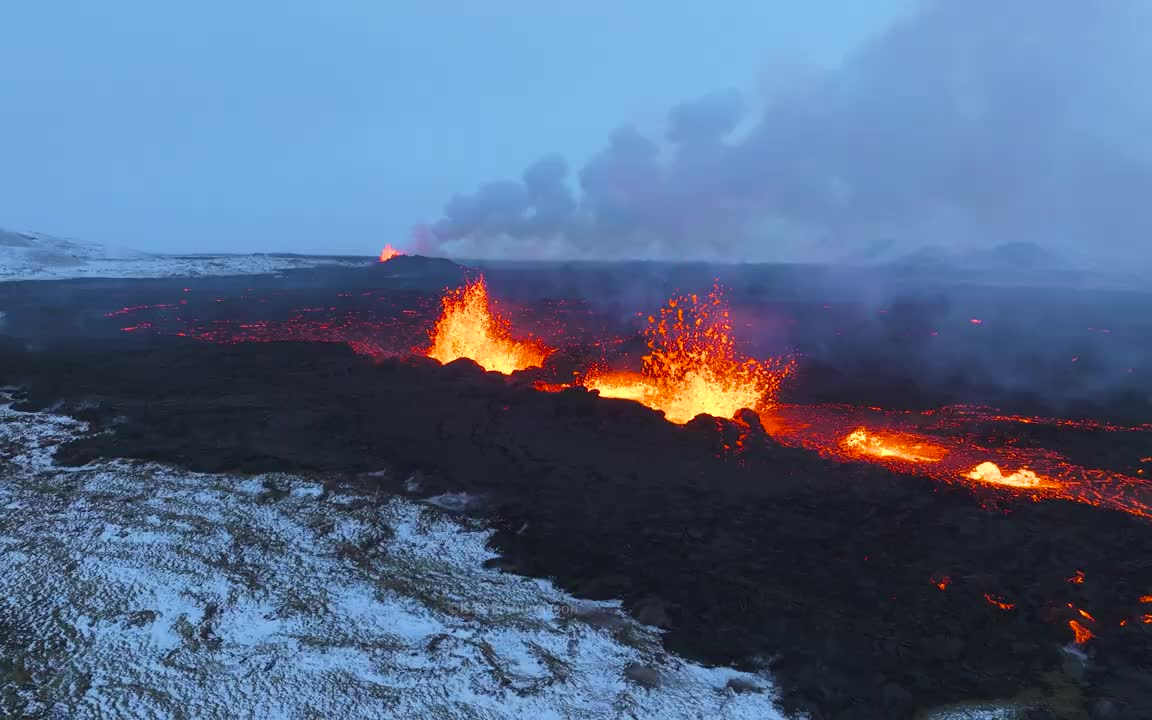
[{"left": 2, "top": 259, "right": 1152, "bottom": 719}]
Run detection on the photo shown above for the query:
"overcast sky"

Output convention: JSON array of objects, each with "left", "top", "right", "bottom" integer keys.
[{"left": 0, "top": 1, "right": 914, "bottom": 255}]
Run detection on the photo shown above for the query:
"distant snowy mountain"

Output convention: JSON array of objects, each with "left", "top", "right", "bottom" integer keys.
[{"left": 0, "top": 228, "right": 369, "bottom": 282}]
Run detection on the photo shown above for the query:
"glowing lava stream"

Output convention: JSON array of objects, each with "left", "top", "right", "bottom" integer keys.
[
  {"left": 379, "top": 244, "right": 402, "bottom": 262},
  {"left": 581, "top": 287, "right": 794, "bottom": 424},
  {"left": 842, "top": 428, "right": 946, "bottom": 464},
  {"left": 426, "top": 277, "right": 551, "bottom": 374},
  {"left": 763, "top": 404, "right": 1152, "bottom": 520}
]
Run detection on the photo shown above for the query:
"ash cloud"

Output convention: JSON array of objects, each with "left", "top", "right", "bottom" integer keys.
[{"left": 418, "top": 0, "right": 1152, "bottom": 268}]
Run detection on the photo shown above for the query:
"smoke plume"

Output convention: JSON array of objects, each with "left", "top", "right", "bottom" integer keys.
[{"left": 417, "top": 0, "right": 1152, "bottom": 267}]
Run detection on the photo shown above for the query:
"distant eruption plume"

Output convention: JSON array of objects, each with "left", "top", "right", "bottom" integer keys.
[
  {"left": 379, "top": 244, "right": 402, "bottom": 262},
  {"left": 417, "top": 0, "right": 1152, "bottom": 265}
]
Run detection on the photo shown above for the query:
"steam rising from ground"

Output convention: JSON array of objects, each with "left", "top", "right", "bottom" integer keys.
[{"left": 419, "top": 0, "right": 1152, "bottom": 267}]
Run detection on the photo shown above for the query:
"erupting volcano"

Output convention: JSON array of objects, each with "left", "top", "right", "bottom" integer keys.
[
  {"left": 583, "top": 287, "right": 794, "bottom": 424},
  {"left": 378, "top": 244, "right": 402, "bottom": 262},
  {"left": 426, "top": 276, "right": 551, "bottom": 374}
]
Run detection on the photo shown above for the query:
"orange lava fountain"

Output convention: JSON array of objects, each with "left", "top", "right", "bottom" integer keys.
[
  {"left": 582, "top": 287, "right": 794, "bottom": 424},
  {"left": 379, "top": 244, "right": 401, "bottom": 262},
  {"left": 426, "top": 277, "right": 551, "bottom": 374}
]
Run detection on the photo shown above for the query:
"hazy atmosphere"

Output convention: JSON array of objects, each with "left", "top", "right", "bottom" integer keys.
[
  {"left": 1, "top": 0, "right": 909, "bottom": 256},
  {"left": 3, "top": 0, "right": 1151, "bottom": 267}
]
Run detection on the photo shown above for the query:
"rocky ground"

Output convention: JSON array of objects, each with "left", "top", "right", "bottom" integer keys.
[
  {"left": 2, "top": 259, "right": 1151, "bottom": 719},
  {"left": 2, "top": 340, "right": 1151, "bottom": 719},
  {"left": 0, "top": 396, "right": 786, "bottom": 719}
]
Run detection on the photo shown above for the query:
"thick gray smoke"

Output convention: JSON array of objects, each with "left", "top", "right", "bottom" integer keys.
[{"left": 417, "top": 0, "right": 1152, "bottom": 267}]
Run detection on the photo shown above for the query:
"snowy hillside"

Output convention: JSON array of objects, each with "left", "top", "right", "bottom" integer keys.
[
  {"left": 0, "top": 228, "right": 369, "bottom": 282},
  {"left": 0, "top": 397, "right": 791, "bottom": 720}
]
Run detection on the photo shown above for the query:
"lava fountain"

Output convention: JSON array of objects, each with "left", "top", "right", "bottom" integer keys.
[
  {"left": 379, "top": 244, "right": 402, "bottom": 262},
  {"left": 426, "top": 276, "right": 551, "bottom": 374},
  {"left": 583, "top": 286, "right": 794, "bottom": 424}
]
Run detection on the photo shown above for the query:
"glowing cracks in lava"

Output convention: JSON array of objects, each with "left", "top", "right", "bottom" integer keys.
[
  {"left": 1067, "top": 570, "right": 1085, "bottom": 584},
  {"left": 1140, "top": 596, "right": 1152, "bottom": 604},
  {"left": 379, "top": 244, "right": 402, "bottom": 262},
  {"left": 965, "top": 462, "right": 1047, "bottom": 489},
  {"left": 583, "top": 286, "right": 794, "bottom": 424},
  {"left": 984, "top": 593, "right": 1016, "bottom": 611},
  {"left": 426, "top": 276, "right": 551, "bottom": 375},
  {"left": 1068, "top": 620, "right": 1094, "bottom": 645},
  {"left": 932, "top": 576, "right": 951, "bottom": 591}
]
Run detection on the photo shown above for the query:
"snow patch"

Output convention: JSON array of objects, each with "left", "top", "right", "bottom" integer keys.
[{"left": 0, "top": 398, "right": 793, "bottom": 719}]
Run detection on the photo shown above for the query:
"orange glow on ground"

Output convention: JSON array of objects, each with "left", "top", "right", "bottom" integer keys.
[
  {"left": 426, "top": 277, "right": 551, "bottom": 374},
  {"left": 761, "top": 404, "right": 1152, "bottom": 521},
  {"left": 1069, "top": 619, "right": 1094, "bottom": 644},
  {"left": 583, "top": 287, "right": 794, "bottom": 424},
  {"left": 842, "top": 428, "right": 947, "bottom": 464},
  {"left": 965, "top": 462, "right": 1048, "bottom": 489}
]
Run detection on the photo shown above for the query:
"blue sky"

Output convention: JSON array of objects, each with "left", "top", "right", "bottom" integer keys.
[{"left": 0, "top": 1, "right": 914, "bottom": 255}]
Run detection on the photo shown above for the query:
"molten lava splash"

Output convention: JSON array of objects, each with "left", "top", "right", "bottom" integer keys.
[
  {"left": 379, "top": 244, "right": 401, "bottom": 262},
  {"left": 583, "top": 287, "right": 794, "bottom": 424},
  {"left": 965, "top": 462, "right": 1047, "bottom": 489},
  {"left": 842, "top": 428, "right": 946, "bottom": 464},
  {"left": 426, "top": 277, "right": 551, "bottom": 374},
  {"left": 1069, "top": 619, "right": 1094, "bottom": 644}
]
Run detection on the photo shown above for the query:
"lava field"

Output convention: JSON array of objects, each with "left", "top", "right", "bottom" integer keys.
[{"left": 2, "top": 256, "right": 1152, "bottom": 719}]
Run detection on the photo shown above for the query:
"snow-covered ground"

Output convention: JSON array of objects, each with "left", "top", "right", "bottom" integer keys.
[
  {"left": 0, "top": 228, "right": 368, "bottom": 282},
  {"left": 0, "top": 397, "right": 792, "bottom": 719}
]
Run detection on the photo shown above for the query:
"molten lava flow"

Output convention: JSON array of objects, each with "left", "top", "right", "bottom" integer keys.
[
  {"left": 984, "top": 593, "right": 1015, "bottom": 611},
  {"left": 583, "top": 287, "right": 794, "bottom": 424},
  {"left": 965, "top": 462, "right": 1047, "bottom": 489},
  {"left": 426, "top": 277, "right": 551, "bottom": 374},
  {"left": 842, "top": 428, "right": 946, "bottom": 464},
  {"left": 933, "top": 576, "right": 951, "bottom": 591},
  {"left": 379, "top": 244, "right": 402, "bottom": 262},
  {"left": 1069, "top": 620, "right": 1094, "bottom": 644},
  {"left": 1067, "top": 571, "right": 1085, "bottom": 584},
  {"left": 763, "top": 404, "right": 1152, "bottom": 520}
]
